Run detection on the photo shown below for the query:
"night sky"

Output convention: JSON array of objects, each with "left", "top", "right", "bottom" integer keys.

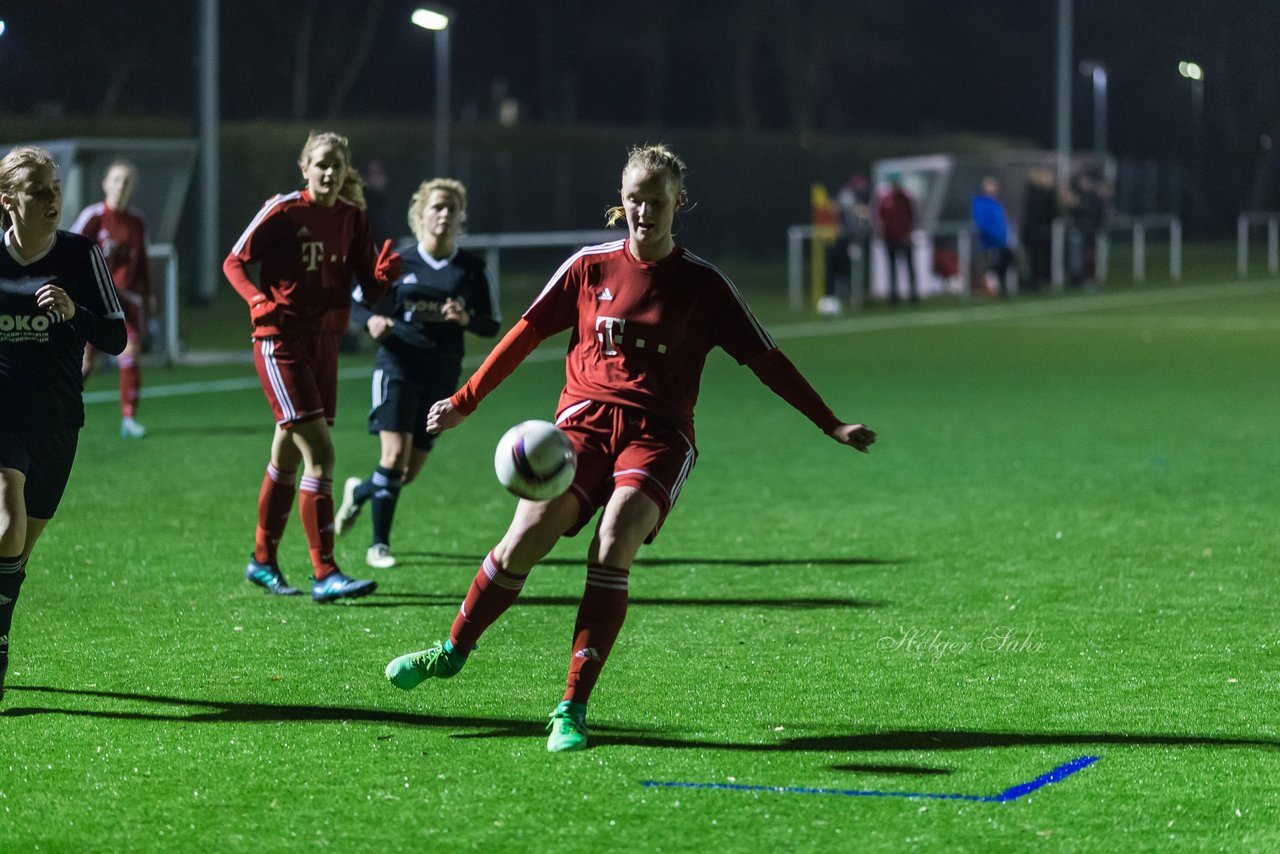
[{"left": 0, "top": 2, "right": 1274, "bottom": 149}]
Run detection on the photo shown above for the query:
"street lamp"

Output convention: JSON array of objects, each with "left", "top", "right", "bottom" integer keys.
[
  {"left": 1178, "top": 60, "right": 1205, "bottom": 147},
  {"left": 1079, "top": 59, "right": 1107, "bottom": 155},
  {"left": 411, "top": 5, "right": 454, "bottom": 176}
]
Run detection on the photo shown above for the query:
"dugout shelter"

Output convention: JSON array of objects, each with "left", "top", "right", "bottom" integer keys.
[{"left": 869, "top": 150, "right": 1114, "bottom": 298}]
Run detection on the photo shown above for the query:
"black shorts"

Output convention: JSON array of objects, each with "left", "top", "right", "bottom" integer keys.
[
  {"left": 367, "top": 356, "right": 460, "bottom": 451},
  {"left": 0, "top": 422, "right": 80, "bottom": 520}
]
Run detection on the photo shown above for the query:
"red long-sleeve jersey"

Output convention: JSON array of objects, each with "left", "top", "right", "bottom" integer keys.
[
  {"left": 453, "top": 240, "right": 840, "bottom": 444},
  {"left": 70, "top": 202, "right": 152, "bottom": 302},
  {"left": 224, "top": 190, "right": 385, "bottom": 337}
]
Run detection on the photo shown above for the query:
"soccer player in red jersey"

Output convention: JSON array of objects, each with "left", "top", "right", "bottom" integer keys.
[
  {"left": 71, "top": 160, "right": 153, "bottom": 439},
  {"left": 224, "top": 131, "right": 401, "bottom": 603},
  {"left": 0, "top": 147, "right": 127, "bottom": 702},
  {"left": 384, "top": 144, "right": 876, "bottom": 751}
]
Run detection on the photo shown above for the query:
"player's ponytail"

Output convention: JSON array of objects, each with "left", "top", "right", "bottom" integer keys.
[
  {"left": 605, "top": 143, "right": 689, "bottom": 227},
  {"left": 340, "top": 168, "right": 367, "bottom": 211},
  {"left": 0, "top": 146, "right": 57, "bottom": 231}
]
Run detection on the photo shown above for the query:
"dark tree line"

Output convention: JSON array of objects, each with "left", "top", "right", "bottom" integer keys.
[{"left": 3, "top": 0, "right": 1279, "bottom": 211}]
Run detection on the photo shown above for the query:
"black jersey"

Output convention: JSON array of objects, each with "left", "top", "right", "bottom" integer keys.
[
  {"left": 0, "top": 230, "right": 126, "bottom": 428},
  {"left": 355, "top": 244, "right": 500, "bottom": 367}
]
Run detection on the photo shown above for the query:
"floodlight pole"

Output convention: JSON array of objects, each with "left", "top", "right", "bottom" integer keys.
[
  {"left": 198, "top": 0, "right": 220, "bottom": 303},
  {"left": 1080, "top": 60, "right": 1107, "bottom": 156},
  {"left": 412, "top": 6, "right": 454, "bottom": 177},
  {"left": 434, "top": 26, "right": 451, "bottom": 176},
  {"left": 1055, "top": 0, "right": 1073, "bottom": 195}
]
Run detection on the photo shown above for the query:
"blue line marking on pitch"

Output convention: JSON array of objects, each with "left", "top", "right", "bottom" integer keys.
[{"left": 640, "top": 755, "right": 1100, "bottom": 803}]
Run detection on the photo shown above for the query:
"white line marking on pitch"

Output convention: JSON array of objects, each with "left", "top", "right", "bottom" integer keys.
[{"left": 84, "top": 281, "right": 1278, "bottom": 405}]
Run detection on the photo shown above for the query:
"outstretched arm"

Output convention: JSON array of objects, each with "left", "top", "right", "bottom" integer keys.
[{"left": 746, "top": 348, "right": 876, "bottom": 453}]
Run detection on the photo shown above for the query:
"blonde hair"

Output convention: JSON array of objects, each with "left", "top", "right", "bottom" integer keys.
[
  {"left": 298, "top": 130, "right": 366, "bottom": 210},
  {"left": 106, "top": 158, "right": 138, "bottom": 178},
  {"left": 408, "top": 177, "right": 468, "bottom": 240},
  {"left": 606, "top": 143, "right": 688, "bottom": 227},
  {"left": 0, "top": 146, "right": 58, "bottom": 231}
]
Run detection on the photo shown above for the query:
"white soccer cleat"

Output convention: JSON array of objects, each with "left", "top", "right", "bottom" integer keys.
[
  {"left": 120, "top": 416, "right": 146, "bottom": 439},
  {"left": 336, "top": 477, "right": 362, "bottom": 536},
  {"left": 366, "top": 543, "right": 396, "bottom": 569}
]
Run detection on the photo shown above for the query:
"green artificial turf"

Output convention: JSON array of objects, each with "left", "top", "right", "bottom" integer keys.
[{"left": 3, "top": 278, "right": 1278, "bottom": 851}]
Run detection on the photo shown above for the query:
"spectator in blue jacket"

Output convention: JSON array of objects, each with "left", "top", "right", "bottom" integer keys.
[{"left": 971, "top": 176, "right": 1014, "bottom": 298}]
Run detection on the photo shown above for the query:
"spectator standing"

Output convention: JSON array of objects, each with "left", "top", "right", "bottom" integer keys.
[
  {"left": 874, "top": 173, "right": 918, "bottom": 305},
  {"left": 824, "top": 173, "right": 872, "bottom": 311},
  {"left": 1020, "top": 167, "right": 1057, "bottom": 292},
  {"left": 971, "top": 176, "right": 1014, "bottom": 298},
  {"left": 1068, "top": 171, "right": 1108, "bottom": 290}
]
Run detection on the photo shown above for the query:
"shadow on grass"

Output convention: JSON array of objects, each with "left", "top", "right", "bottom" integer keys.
[
  {"left": 391, "top": 550, "right": 900, "bottom": 569},
  {"left": 352, "top": 592, "right": 887, "bottom": 610},
  {"left": 831, "top": 763, "right": 953, "bottom": 776},
  {"left": 7, "top": 686, "right": 1276, "bottom": 760}
]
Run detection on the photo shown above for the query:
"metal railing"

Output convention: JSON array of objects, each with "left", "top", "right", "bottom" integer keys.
[{"left": 458, "top": 229, "right": 618, "bottom": 292}]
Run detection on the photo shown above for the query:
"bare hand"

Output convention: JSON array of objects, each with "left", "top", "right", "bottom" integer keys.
[
  {"left": 35, "top": 283, "right": 76, "bottom": 322},
  {"left": 830, "top": 422, "right": 876, "bottom": 453},
  {"left": 426, "top": 398, "right": 466, "bottom": 434},
  {"left": 441, "top": 298, "right": 470, "bottom": 327},
  {"left": 366, "top": 315, "right": 395, "bottom": 341}
]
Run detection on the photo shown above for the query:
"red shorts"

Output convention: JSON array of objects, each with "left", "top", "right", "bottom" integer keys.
[
  {"left": 118, "top": 290, "right": 145, "bottom": 342},
  {"left": 555, "top": 400, "right": 697, "bottom": 543},
  {"left": 253, "top": 333, "right": 340, "bottom": 427}
]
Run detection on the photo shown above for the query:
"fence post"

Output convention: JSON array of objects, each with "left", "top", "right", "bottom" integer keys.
[
  {"left": 486, "top": 248, "right": 501, "bottom": 296},
  {"left": 1051, "top": 218, "right": 1066, "bottom": 290},
  {"left": 1097, "top": 232, "right": 1109, "bottom": 283},
  {"left": 787, "top": 225, "right": 805, "bottom": 311},
  {"left": 165, "top": 248, "right": 180, "bottom": 364},
  {"left": 1170, "top": 218, "right": 1182, "bottom": 282},
  {"left": 1270, "top": 216, "right": 1279, "bottom": 275},
  {"left": 1237, "top": 214, "right": 1249, "bottom": 278},
  {"left": 1133, "top": 221, "right": 1146, "bottom": 284}
]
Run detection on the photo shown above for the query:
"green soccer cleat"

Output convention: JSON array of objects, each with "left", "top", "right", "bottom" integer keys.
[
  {"left": 546, "top": 701, "right": 589, "bottom": 753},
  {"left": 384, "top": 641, "right": 465, "bottom": 689}
]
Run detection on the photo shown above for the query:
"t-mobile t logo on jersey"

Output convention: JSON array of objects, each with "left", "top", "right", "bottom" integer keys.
[
  {"left": 596, "top": 316, "right": 624, "bottom": 355},
  {"left": 301, "top": 241, "right": 325, "bottom": 271}
]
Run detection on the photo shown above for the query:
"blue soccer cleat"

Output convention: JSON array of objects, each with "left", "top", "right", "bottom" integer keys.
[
  {"left": 311, "top": 571, "right": 377, "bottom": 603},
  {"left": 245, "top": 557, "right": 301, "bottom": 596}
]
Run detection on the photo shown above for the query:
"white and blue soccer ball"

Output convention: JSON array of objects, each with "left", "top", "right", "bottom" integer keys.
[{"left": 493, "top": 420, "right": 577, "bottom": 501}]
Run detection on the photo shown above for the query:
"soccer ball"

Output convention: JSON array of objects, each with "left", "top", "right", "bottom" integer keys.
[{"left": 493, "top": 420, "right": 577, "bottom": 501}]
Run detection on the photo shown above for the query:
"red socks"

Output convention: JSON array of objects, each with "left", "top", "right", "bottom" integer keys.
[
  {"left": 298, "top": 476, "right": 338, "bottom": 580},
  {"left": 118, "top": 352, "right": 140, "bottom": 418},
  {"left": 253, "top": 464, "right": 295, "bottom": 565},
  {"left": 449, "top": 551, "right": 527, "bottom": 654},
  {"left": 564, "top": 564, "right": 630, "bottom": 705}
]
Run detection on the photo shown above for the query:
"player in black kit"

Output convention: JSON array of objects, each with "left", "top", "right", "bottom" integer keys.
[
  {"left": 337, "top": 178, "right": 499, "bottom": 568},
  {"left": 0, "top": 147, "right": 126, "bottom": 701}
]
